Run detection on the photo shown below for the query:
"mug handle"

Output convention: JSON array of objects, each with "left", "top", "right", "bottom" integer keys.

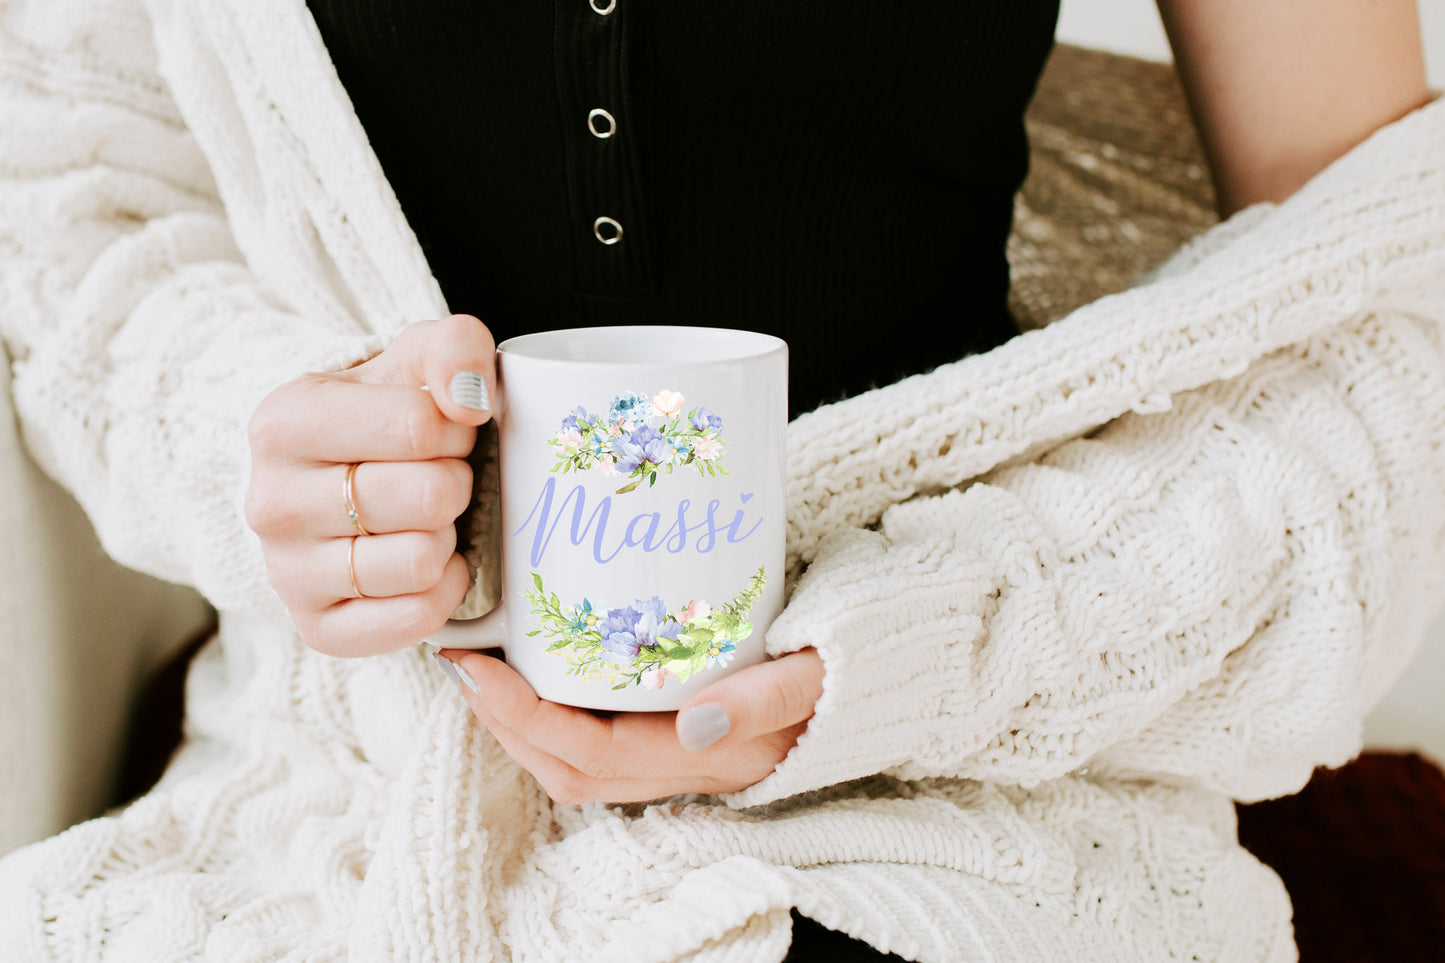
[{"left": 425, "top": 605, "right": 507, "bottom": 649}]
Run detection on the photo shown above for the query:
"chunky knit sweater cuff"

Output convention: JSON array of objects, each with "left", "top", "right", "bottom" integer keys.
[
  {"left": 726, "top": 100, "right": 1445, "bottom": 809},
  {"left": 730, "top": 300, "right": 1445, "bottom": 809}
]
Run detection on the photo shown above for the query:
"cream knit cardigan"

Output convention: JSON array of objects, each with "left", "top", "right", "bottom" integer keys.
[{"left": 2, "top": 1, "right": 1444, "bottom": 960}]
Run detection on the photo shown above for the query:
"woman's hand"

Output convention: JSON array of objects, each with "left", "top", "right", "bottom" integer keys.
[
  {"left": 436, "top": 647, "right": 825, "bottom": 803},
  {"left": 245, "top": 315, "right": 497, "bottom": 656}
]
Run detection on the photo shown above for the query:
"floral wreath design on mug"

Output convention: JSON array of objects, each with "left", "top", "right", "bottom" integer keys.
[
  {"left": 525, "top": 567, "right": 766, "bottom": 690},
  {"left": 546, "top": 390, "right": 728, "bottom": 494}
]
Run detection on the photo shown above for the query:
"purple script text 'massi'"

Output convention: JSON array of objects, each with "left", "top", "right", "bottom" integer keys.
[{"left": 511, "top": 477, "right": 763, "bottom": 567}]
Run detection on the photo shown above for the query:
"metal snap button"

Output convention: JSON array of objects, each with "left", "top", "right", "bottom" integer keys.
[
  {"left": 587, "top": 108, "right": 617, "bottom": 139},
  {"left": 590, "top": 0, "right": 616, "bottom": 14},
  {"left": 593, "top": 216, "right": 623, "bottom": 245}
]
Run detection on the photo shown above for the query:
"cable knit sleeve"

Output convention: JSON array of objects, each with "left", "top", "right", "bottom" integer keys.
[
  {"left": 0, "top": 1, "right": 386, "bottom": 617},
  {"left": 725, "top": 98, "right": 1445, "bottom": 809}
]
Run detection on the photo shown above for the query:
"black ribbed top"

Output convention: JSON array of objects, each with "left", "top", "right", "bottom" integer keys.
[{"left": 307, "top": 1, "right": 1058, "bottom": 416}]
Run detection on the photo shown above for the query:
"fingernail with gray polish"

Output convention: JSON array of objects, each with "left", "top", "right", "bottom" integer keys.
[
  {"left": 431, "top": 650, "right": 461, "bottom": 687},
  {"left": 455, "top": 661, "right": 482, "bottom": 696},
  {"left": 678, "top": 703, "right": 730, "bottom": 751},
  {"left": 449, "top": 370, "right": 490, "bottom": 411}
]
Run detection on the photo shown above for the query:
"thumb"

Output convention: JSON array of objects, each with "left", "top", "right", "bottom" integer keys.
[
  {"left": 354, "top": 314, "right": 498, "bottom": 427},
  {"left": 676, "top": 648, "right": 825, "bottom": 751}
]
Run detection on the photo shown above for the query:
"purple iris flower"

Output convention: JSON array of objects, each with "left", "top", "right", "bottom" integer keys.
[
  {"left": 690, "top": 407, "right": 723, "bottom": 432},
  {"left": 596, "top": 598, "right": 680, "bottom": 665},
  {"left": 631, "top": 596, "right": 681, "bottom": 648},
  {"left": 597, "top": 605, "right": 643, "bottom": 664},
  {"left": 613, "top": 425, "right": 672, "bottom": 473},
  {"left": 560, "top": 406, "right": 590, "bottom": 431}
]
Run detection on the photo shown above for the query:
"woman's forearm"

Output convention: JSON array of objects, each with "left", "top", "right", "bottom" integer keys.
[{"left": 1157, "top": 0, "right": 1430, "bottom": 216}]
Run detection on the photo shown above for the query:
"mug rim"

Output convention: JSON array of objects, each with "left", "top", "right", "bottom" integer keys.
[{"left": 497, "top": 325, "right": 787, "bottom": 366}]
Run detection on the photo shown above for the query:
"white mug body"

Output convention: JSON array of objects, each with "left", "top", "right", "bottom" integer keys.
[{"left": 433, "top": 326, "right": 786, "bottom": 712}]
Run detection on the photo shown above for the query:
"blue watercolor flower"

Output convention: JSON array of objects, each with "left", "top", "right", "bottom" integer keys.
[
  {"left": 690, "top": 407, "right": 723, "bottom": 432},
  {"left": 565, "top": 599, "right": 594, "bottom": 635},
  {"left": 607, "top": 392, "right": 649, "bottom": 425},
  {"left": 705, "top": 639, "right": 737, "bottom": 670}
]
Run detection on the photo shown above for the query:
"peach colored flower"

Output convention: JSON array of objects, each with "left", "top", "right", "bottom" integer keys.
[
  {"left": 681, "top": 599, "right": 711, "bottom": 623},
  {"left": 652, "top": 389, "right": 685, "bottom": 417},
  {"left": 599, "top": 456, "right": 620, "bottom": 477},
  {"left": 641, "top": 666, "right": 670, "bottom": 689}
]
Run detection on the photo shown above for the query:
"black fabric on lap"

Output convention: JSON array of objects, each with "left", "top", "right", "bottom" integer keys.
[
  {"left": 784, "top": 911, "right": 909, "bottom": 962},
  {"left": 305, "top": 0, "right": 1057, "bottom": 415}
]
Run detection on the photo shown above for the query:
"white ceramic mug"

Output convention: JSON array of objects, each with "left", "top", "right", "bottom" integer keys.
[{"left": 429, "top": 326, "right": 788, "bottom": 711}]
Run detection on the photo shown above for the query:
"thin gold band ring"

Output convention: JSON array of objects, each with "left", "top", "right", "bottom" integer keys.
[
  {"left": 344, "top": 462, "right": 372, "bottom": 536},
  {"left": 348, "top": 534, "right": 368, "bottom": 599}
]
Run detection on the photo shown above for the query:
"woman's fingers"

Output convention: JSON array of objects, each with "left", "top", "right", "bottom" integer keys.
[
  {"left": 445, "top": 653, "right": 702, "bottom": 802},
  {"left": 339, "top": 458, "right": 474, "bottom": 535},
  {"left": 420, "top": 314, "right": 498, "bottom": 426},
  {"left": 250, "top": 459, "right": 473, "bottom": 538},
  {"left": 452, "top": 653, "right": 641, "bottom": 763},
  {"left": 245, "top": 316, "right": 501, "bottom": 657},
  {"left": 451, "top": 653, "right": 675, "bottom": 777},
  {"left": 470, "top": 712, "right": 676, "bottom": 805},
  {"left": 268, "top": 527, "right": 459, "bottom": 608},
  {"left": 440, "top": 651, "right": 804, "bottom": 800},
  {"left": 677, "top": 649, "right": 825, "bottom": 749},
  {"left": 303, "top": 553, "right": 472, "bottom": 658},
  {"left": 249, "top": 314, "right": 498, "bottom": 469},
  {"left": 348, "top": 314, "right": 498, "bottom": 427},
  {"left": 343, "top": 527, "right": 459, "bottom": 600},
  {"left": 250, "top": 377, "right": 476, "bottom": 466}
]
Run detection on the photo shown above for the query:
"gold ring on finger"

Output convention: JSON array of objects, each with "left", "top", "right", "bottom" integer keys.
[
  {"left": 348, "top": 534, "right": 370, "bottom": 599},
  {"left": 344, "top": 462, "right": 372, "bottom": 536}
]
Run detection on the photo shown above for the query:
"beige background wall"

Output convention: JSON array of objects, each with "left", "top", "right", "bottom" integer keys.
[{"left": 1057, "top": 0, "right": 1445, "bottom": 88}]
